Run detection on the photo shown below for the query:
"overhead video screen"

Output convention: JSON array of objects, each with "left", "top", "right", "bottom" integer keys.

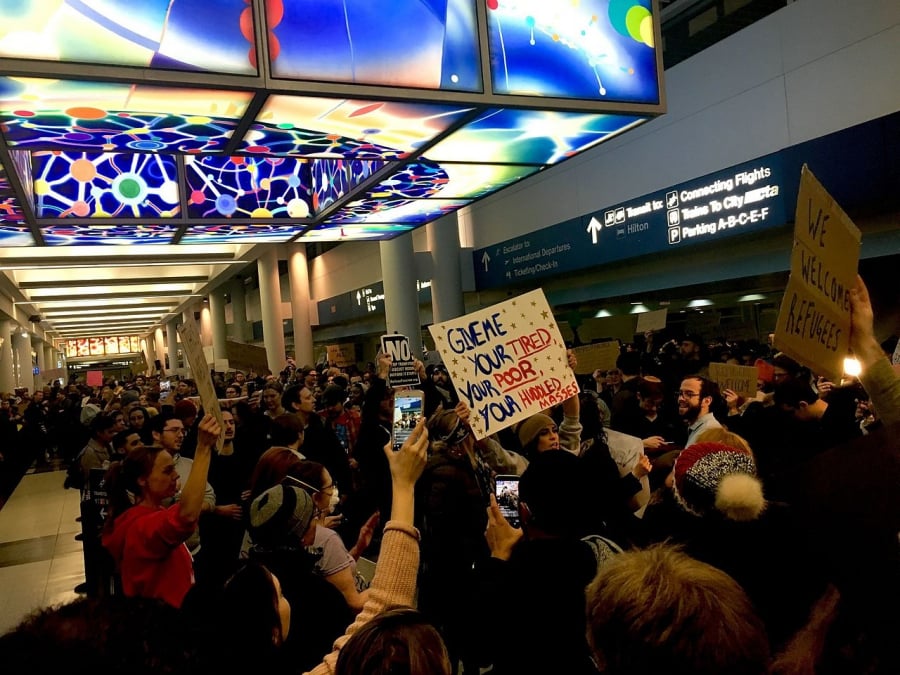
[
  {"left": 268, "top": 0, "right": 481, "bottom": 92},
  {"left": 486, "top": 0, "right": 660, "bottom": 103},
  {"left": 0, "top": 0, "right": 257, "bottom": 75}
]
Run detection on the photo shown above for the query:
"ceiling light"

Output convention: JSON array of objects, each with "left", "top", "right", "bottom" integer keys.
[
  {"left": 687, "top": 299, "right": 714, "bottom": 308},
  {"left": 737, "top": 294, "right": 766, "bottom": 302},
  {"left": 629, "top": 304, "right": 650, "bottom": 314},
  {"left": 594, "top": 309, "right": 612, "bottom": 318}
]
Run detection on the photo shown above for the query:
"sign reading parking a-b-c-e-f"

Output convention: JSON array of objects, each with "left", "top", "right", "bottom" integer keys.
[{"left": 473, "top": 155, "right": 787, "bottom": 291}]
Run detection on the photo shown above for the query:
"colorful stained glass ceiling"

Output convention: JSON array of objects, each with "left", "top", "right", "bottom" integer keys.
[{"left": 0, "top": 0, "right": 663, "bottom": 246}]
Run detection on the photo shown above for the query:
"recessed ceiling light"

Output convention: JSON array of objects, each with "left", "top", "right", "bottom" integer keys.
[
  {"left": 687, "top": 299, "right": 714, "bottom": 308},
  {"left": 737, "top": 294, "right": 766, "bottom": 302},
  {"left": 594, "top": 309, "right": 612, "bottom": 318}
]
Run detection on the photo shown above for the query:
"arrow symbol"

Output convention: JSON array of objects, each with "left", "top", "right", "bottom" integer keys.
[
  {"left": 356, "top": 291, "right": 361, "bottom": 306},
  {"left": 587, "top": 217, "right": 603, "bottom": 245},
  {"left": 482, "top": 251, "right": 491, "bottom": 271}
]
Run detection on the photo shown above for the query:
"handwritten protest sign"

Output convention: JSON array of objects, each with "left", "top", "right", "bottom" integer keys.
[
  {"left": 571, "top": 341, "right": 621, "bottom": 375},
  {"left": 326, "top": 343, "right": 356, "bottom": 368},
  {"left": 708, "top": 362, "right": 757, "bottom": 399},
  {"left": 380, "top": 334, "right": 420, "bottom": 387},
  {"left": 177, "top": 318, "right": 223, "bottom": 450},
  {"left": 635, "top": 308, "right": 667, "bottom": 333},
  {"left": 774, "top": 166, "right": 861, "bottom": 382},
  {"left": 86, "top": 370, "right": 103, "bottom": 387},
  {"left": 428, "top": 288, "right": 578, "bottom": 440}
]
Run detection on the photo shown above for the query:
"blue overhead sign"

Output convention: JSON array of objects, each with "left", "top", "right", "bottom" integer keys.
[
  {"left": 474, "top": 154, "right": 788, "bottom": 290},
  {"left": 318, "top": 279, "right": 434, "bottom": 326}
]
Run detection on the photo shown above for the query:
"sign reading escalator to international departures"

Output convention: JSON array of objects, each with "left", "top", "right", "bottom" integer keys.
[{"left": 474, "top": 154, "right": 787, "bottom": 290}]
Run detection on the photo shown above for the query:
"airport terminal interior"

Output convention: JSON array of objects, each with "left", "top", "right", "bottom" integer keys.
[{"left": 0, "top": 0, "right": 898, "bottom": 667}]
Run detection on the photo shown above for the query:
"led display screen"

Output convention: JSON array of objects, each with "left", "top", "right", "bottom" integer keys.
[
  {"left": 486, "top": 0, "right": 659, "bottom": 103},
  {"left": 424, "top": 108, "right": 645, "bottom": 164},
  {"left": 243, "top": 96, "right": 473, "bottom": 158},
  {"left": 179, "top": 223, "right": 308, "bottom": 244},
  {"left": 39, "top": 223, "right": 179, "bottom": 246},
  {"left": 33, "top": 151, "right": 180, "bottom": 218},
  {"left": 0, "top": 0, "right": 257, "bottom": 75},
  {"left": 0, "top": 77, "right": 253, "bottom": 153},
  {"left": 268, "top": 0, "right": 481, "bottom": 92},
  {"left": 301, "top": 223, "right": 415, "bottom": 241},
  {"left": 372, "top": 161, "right": 545, "bottom": 200},
  {"left": 322, "top": 197, "right": 472, "bottom": 224},
  {"left": 0, "top": 225, "right": 34, "bottom": 246},
  {"left": 186, "top": 155, "right": 326, "bottom": 219}
]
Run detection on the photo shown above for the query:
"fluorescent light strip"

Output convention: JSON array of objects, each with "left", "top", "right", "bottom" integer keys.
[
  {"left": 49, "top": 315, "right": 165, "bottom": 324},
  {"left": 25, "top": 295, "right": 202, "bottom": 308},
  {"left": 43, "top": 306, "right": 176, "bottom": 317}
]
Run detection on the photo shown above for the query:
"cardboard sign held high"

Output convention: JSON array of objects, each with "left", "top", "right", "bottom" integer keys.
[
  {"left": 428, "top": 288, "right": 578, "bottom": 440},
  {"left": 380, "top": 334, "right": 421, "bottom": 388}
]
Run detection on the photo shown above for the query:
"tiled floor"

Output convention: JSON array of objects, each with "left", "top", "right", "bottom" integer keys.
[{"left": 0, "top": 470, "right": 84, "bottom": 634}]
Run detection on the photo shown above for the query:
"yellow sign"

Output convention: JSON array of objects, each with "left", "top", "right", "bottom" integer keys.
[
  {"left": 774, "top": 166, "right": 861, "bottom": 382},
  {"left": 571, "top": 341, "right": 621, "bottom": 375},
  {"left": 708, "top": 362, "right": 757, "bottom": 399},
  {"left": 326, "top": 343, "right": 357, "bottom": 368}
]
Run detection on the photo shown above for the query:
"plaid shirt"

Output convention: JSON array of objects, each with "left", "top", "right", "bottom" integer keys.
[{"left": 319, "top": 407, "right": 362, "bottom": 455}]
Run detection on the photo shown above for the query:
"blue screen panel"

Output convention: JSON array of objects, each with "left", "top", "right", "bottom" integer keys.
[
  {"left": 269, "top": 0, "right": 481, "bottom": 92},
  {"left": 39, "top": 223, "right": 179, "bottom": 245},
  {"left": 323, "top": 197, "right": 472, "bottom": 224},
  {"left": 0, "top": 225, "right": 34, "bottom": 245},
  {"left": 487, "top": 0, "right": 660, "bottom": 103},
  {"left": 33, "top": 151, "right": 180, "bottom": 218},
  {"left": 301, "top": 223, "right": 415, "bottom": 241},
  {"left": 179, "top": 223, "right": 307, "bottom": 244}
]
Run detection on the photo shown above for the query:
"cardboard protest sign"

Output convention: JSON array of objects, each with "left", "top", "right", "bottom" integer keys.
[
  {"left": 774, "top": 166, "right": 861, "bottom": 382},
  {"left": 225, "top": 340, "right": 268, "bottom": 375},
  {"left": 326, "top": 343, "right": 356, "bottom": 368},
  {"left": 635, "top": 308, "right": 667, "bottom": 333},
  {"left": 86, "top": 370, "right": 103, "bottom": 387},
  {"left": 428, "top": 288, "right": 578, "bottom": 440},
  {"left": 380, "top": 334, "right": 421, "bottom": 387},
  {"left": 708, "top": 362, "right": 758, "bottom": 399},
  {"left": 177, "top": 318, "right": 223, "bottom": 450},
  {"left": 571, "top": 341, "right": 621, "bottom": 375}
]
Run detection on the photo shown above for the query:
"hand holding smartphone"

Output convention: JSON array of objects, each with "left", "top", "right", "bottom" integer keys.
[
  {"left": 392, "top": 389, "right": 424, "bottom": 451},
  {"left": 494, "top": 475, "right": 521, "bottom": 528}
]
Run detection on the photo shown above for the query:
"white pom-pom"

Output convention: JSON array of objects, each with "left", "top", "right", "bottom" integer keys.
[{"left": 715, "top": 473, "right": 765, "bottom": 521}]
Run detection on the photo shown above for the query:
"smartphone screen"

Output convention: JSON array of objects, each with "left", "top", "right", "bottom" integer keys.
[
  {"left": 495, "top": 475, "right": 520, "bottom": 528},
  {"left": 392, "top": 391, "right": 423, "bottom": 451}
]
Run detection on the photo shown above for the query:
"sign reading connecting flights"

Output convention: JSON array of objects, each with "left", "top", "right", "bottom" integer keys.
[
  {"left": 428, "top": 289, "right": 578, "bottom": 440},
  {"left": 474, "top": 155, "right": 787, "bottom": 290}
]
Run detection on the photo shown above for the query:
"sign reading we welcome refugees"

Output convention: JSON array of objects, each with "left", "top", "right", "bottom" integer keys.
[{"left": 428, "top": 289, "right": 578, "bottom": 440}]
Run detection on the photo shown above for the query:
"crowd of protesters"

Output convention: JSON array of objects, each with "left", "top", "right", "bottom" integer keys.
[{"left": 0, "top": 274, "right": 897, "bottom": 674}]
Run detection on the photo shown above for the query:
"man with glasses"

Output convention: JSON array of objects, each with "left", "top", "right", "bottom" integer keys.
[
  {"left": 149, "top": 413, "right": 216, "bottom": 557},
  {"left": 677, "top": 376, "right": 722, "bottom": 447}
]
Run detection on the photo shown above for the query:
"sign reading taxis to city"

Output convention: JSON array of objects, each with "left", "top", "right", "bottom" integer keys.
[
  {"left": 774, "top": 165, "right": 861, "bottom": 382},
  {"left": 474, "top": 155, "right": 787, "bottom": 290},
  {"left": 429, "top": 289, "right": 578, "bottom": 440}
]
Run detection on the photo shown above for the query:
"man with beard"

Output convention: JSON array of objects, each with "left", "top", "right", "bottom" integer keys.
[{"left": 678, "top": 376, "right": 722, "bottom": 447}]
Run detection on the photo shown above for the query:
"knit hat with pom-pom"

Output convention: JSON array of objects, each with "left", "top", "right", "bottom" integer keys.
[{"left": 672, "top": 442, "right": 765, "bottom": 521}]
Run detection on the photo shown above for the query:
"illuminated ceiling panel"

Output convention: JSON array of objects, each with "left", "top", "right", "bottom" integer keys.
[
  {"left": 0, "top": 78, "right": 252, "bottom": 153},
  {"left": 179, "top": 223, "right": 308, "bottom": 244},
  {"left": 371, "top": 161, "right": 546, "bottom": 200},
  {"left": 424, "top": 109, "right": 646, "bottom": 164},
  {"left": 0, "top": 0, "right": 257, "bottom": 75},
  {"left": 33, "top": 151, "right": 180, "bottom": 218},
  {"left": 38, "top": 224, "right": 179, "bottom": 246},
  {"left": 244, "top": 96, "right": 474, "bottom": 158},
  {"left": 301, "top": 224, "right": 415, "bottom": 242},
  {"left": 322, "top": 198, "right": 473, "bottom": 225},
  {"left": 268, "top": 0, "right": 481, "bottom": 92},
  {"left": 487, "top": 0, "right": 659, "bottom": 103}
]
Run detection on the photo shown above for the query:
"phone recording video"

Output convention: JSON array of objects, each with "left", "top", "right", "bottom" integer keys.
[
  {"left": 392, "top": 390, "right": 424, "bottom": 451},
  {"left": 495, "top": 475, "right": 520, "bottom": 528}
]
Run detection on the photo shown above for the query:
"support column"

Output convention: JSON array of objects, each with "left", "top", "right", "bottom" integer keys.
[
  {"left": 0, "top": 320, "right": 15, "bottom": 394},
  {"left": 199, "top": 300, "right": 213, "bottom": 348},
  {"left": 167, "top": 318, "right": 180, "bottom": 373},
  {"left": 209, "top": 287, "right": 228, "bottom": 364},
  {"left": 257, "top": 247, "right": 286, "bottom": 376},
  {"left": 380, "top": 233, "right": 423, "bottom": 358},
  {"left": 229, "top": 277, "right": 250, "bottom": 342},
  {"left": 289, "top": 244, "right": 314, "bottom": 366},
  {"left": 154, "top": 327, "right": 166, "bottom": 374},
  {"left": 427, "top": 213, "right": 466, "bottom": 322},
  {"left": 34, "top": 340, "right": 46, "bottom": 389},
  {"left": 14, "top": 328, "right": 34, "bottom": 393}
]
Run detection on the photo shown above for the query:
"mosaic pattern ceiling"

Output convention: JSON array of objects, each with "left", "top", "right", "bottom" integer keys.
[{"left": 0, "top": 0, "right": 662, "bottom": 245}]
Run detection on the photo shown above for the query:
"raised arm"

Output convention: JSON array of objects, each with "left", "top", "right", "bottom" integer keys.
[{"left": 177, "top": 414, "right": 222, "bottom": 525}]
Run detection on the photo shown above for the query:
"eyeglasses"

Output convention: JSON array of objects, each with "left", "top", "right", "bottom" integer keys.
[
  {"left": 676, "top": 391, "right": 700, "bottom": 399},
  {"left": 163, "top": 427, "right": 186, "bottom": 435}
]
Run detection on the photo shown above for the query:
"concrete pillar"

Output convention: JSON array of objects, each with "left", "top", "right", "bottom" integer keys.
[
  {"left": 229, "top": 277, "right": 250, "bottom": 342},
  {"left": 167, "top": 318, "right": 180, "bottom": 373},
  {"left": 209, "top": 287, "right": 228, "bottom": 363},
  {"left": 288, "top": 244, "right": 314, "bottom": 366},
  {"left": 34, "top": 340, "right": 46, "bottom": 388},
  {"left": 199, "top": 301, "right": 213, "bottom": 348},
  {"left": 0, "top": 320, "right": 15, "bottom": 394},
  {"left": 154, "top": 327, "right": 166, "bottom": 374},
  {"left": 427, "top": 213, "right": 466, "bottom": 322},
  {"left": 257, "top": 247, "right": 286, "bottom": 376},
  {"left": 380, "top": 233, "right": 423, "bottom": 358},
  {"left": 14, "top": 328, "right": 34, "bottom": 393}
]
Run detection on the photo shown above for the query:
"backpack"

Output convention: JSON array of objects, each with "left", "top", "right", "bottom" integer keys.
[{"left": 64, "top": 449, "right": 86, "bottom": 490}]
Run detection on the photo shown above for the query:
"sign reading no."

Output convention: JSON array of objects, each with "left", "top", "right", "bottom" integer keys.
[{"left": 380, "top": 334, "right": 420, "bottom": 388}]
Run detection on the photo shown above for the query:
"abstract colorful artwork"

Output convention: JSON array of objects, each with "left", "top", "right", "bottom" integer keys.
[
  {"left": 322, "top": 197, "right": 472, "bottom": 224},
  {"left": 179, "top": 223, "right": 308, "bottom": 244},
  {"left": 486, "top": 0, "right": 659, "bottom": 103},
  {"left": 0, "top": 78, "right": 252, "bottom": 153},
  {"left": 0, "top": 158, "right": 25, "bottom": 224},
  {"left": 39, "top": 223, "right": 179, "bottom": 245},
  {"left": 243, "top": 96, "right": 474, "bottom": 158},
  {"left": 0, "top": 0, "right": 256, "bottom": 74},
  {"left": 424, "top": 108, "right": 645, "bottom": 164},
  {"left": 33, "top": 151, "right": 180, "bottom": 218},
  {"left": 301, "top": 223, "right": 415, "bottom": 241},
  {"left": 0, "top": 225, "right": 34, "bottom": 246},
  {"left": 267, "top": 0, "right": 481, "bottom": 91},
  {"left": 404, "top": 162, "right": 545, "bottom": 199}
]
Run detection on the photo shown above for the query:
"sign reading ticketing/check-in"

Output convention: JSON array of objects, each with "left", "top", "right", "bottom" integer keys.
[{"left": 474, "top": 155, "right": 787, "bottom": 290}]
